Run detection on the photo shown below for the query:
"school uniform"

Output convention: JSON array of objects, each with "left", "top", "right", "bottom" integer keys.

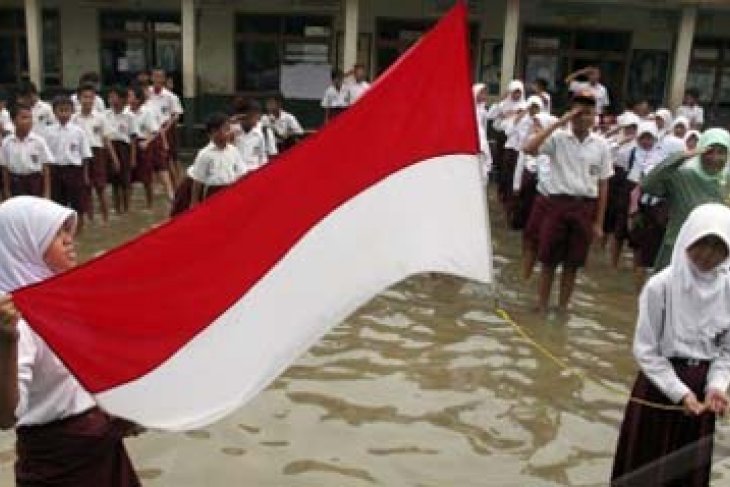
[
  {"left": 71, "top": 93, "right": 106, "bottom": 114},
  {"left": 569, "top": 80, "right": 610, "bottom": 115},
  {"left": 147, "top": 87, "right": 183, "bottom": 168},
  {"left": 677, "top": 104, "right": 704, "bottom": 129},
  {"left": 321, "top": 84, "right": 348, "bottom": 120},
  {"left": 0, "top": 197, "right": 140, "bottom": 487},
  {"left": 127, "top": 105, "right": 161, "bottom": 185},
  {"left": 473, "top": 87, "right": 493, "bottom": 181},
  {"left": 604, "top": 138, "right": 637, "bottom": 242},
  {"left": 103, "top": 109, "right": 135, "bottom": 191},
  {"left": 30, "top": 100, "right": 56, "bottom": 137},
  {"left": 44, "top": 122, "right": 93, "bottom": 215},
  {"left": 505, "top": 111, "right": 536, "bottom": 228},
  {"left": 72, "top": 111, "right": 108, "bottom": 190},
  {"left": 171, "top": 142, "right": 246, "bottom": 216},
  {"left": 0, "top": 132, "right": 53, "bottom": 197},
  {"left": 486, "top": 80, "right": 525, "bottom": 192},
  {"left": 344, "top": 80, "right": 370, "bottom": 105},
  {"left": 524, "top": 128, "right": 613, "bottom": 267},
  {"left": 612, "top": 203, "right": 730, "bottom": 486},
  {"left": 232, "top": 123, "right": 269, "bottom": 171},
  {"left": 263, "top": 111, "right": 304, "bottom": 152}
]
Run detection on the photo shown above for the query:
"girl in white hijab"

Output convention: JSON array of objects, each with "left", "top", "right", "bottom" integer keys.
[
  {"left": 654, "top": 108, "right": 674, "bottom": 140},
  {"left": 612, "top": 203, "right": 730, "bottom": 486},
  {"left": 0, "top": 196, "right": 141, "bottom": 486},
  {"left": 472, "top": 83, "right": 493, "bottom": 180}
]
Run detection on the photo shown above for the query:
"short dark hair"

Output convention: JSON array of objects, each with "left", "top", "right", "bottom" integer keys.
[
  {"left": 685, "top": 87, "right": 700, "bottom": 100},
  {"left": 52, "top": 95, "right": 74, "bottom": 110},
  {"left": 77, "top": 82, "right": 97, "bottom": 96},
  {"left": 128, "top": 84, "right": 147, "bottom": 103},
  {"left": 534, "top": 78, "right": 549, "bottom": 90},
  {"left": 353, "top": 63, "right": 365, "bottom": 70},
  {"left": 267, "top": 93, "right": 284, "bottom": 105},
  {"left": 10, "top": 102, "right": 32, "bottom": 120},
  {"left": 107, "top": 84, "right": 127, "bottom": 98},
  {"left": 332, "top": 69, "right": 344, "bottom": 80},
  {"left": 205, "top": 112, "right": 229, "bottom": 134},
  {"left": 151, "top": 66, "right": 166, "bottom": 75},
  {"left": 17, "top": 80, "right": 38, "bottom": 97},
  {"left": 79, "top": 71, "right": 100, "bottom": 84}
]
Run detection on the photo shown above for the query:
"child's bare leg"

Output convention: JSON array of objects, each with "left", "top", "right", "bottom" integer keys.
[
  {"left": 558, "top": 265, "right": 578, "bottom": 312},
  {"left": 144, "top": 182, "right": 153, "bottom": 209},
  {"left": 522, "top": 244, "right": 537, "bottom": 281},
  {"left": 610, "top": 237, "right": 624, "bottom": 269},
  {"left": 157, "top": 170, "right": 174, "bottom": 201},
  {"left": 536, "top": 264, "right": 556, "bottom": 314},
  {"left": 95, "top": 186, "right": 109, "bottom": 222}
]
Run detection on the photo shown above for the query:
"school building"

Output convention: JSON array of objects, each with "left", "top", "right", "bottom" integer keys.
[{"left": 4, "top": 0, "right": 730, "bottom": 128}]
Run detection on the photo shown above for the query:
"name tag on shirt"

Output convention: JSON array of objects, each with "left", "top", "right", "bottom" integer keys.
[{"left": 30, "top": 154, "right": 39, "bottom": 164}]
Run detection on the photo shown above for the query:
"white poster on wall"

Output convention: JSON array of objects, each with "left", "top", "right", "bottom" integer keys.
[{"left": 280, "top": 63, "right": 332, "bottom": 100}]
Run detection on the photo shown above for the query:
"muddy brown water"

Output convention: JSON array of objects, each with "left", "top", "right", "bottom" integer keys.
[{"left": 2, "top": 189, "right": 730, "bottom": 486}]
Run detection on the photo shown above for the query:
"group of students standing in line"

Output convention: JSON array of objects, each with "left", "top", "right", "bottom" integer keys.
[{"left": 475, "top": 66, "right": 730, "bottom": 486}]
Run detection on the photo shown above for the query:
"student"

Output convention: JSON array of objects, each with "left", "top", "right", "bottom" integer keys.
[
  {"left": 343, "top": 63, "right": 371, "bottom": 106},
  {"left": 127, "top": 85, "right": 162, "bottom": 209},
  {"left": 45, "top": 95, "right": 93, "bottom": 231},
  {"left": 685, "top": 130, "right": 700, "bottom": 151},
  {"left": 171, "top": 113, "right": 246, "bottom": 217},
  {"left": 146, "top": 68, "right": 180, "bottom": 199},
  {"left": 72, "top": 84, "right": 110, "bottom": 223},
  {"left": 71, "top": 72, "right": 106, "bottom": 113},
  {"left": 677, "top": 88, "right": 704, "bottom": 130},
  {"left": 0, "top": 104, "right": 53, "bottom": 199},
  {"left": 626, "top": 123, "right": 667, "bottom": 288},
  {"left": 661, "top": 115, "right": 690, "bottom": 156},
  {"left": 565, "top": 66, "right": 610, "bottom": 115},
  {"left": 530, "top": 78, "right": 552, "bottom": 114},
  {"left": 16, "top": 81, "right": 55, "bottom": 137},
  {"left": 522, "top": 91, "right": 612, "bottom": 313},
  {"left": 642, "top": 128, "right": 730, "bottom": 272},
  {"left": 135, "top": 70, "right": 151, "bottom": 89},
  {"left": 104, "top": 85, "right": 136, "bottom": 215},
  {"left": 163, "top": 75, "right": 184, "bottom": 183},
  {"left": 231, "top": 99, "right": 269, "bottom": 172},
  {"left": 630, "top": 99, "right": 652, "bottom": 121},
  {"left": 0, "top": 196, "right": 141, "bottom": 486},
  {"left": 611, "top": 203, "right": 730, "bottom": 487},
  {"left": 0, "top": 88, "right": 13, "bottom": 138},
  {"left": 321, "top": 69, "right": 348, "bottom": 123},
  {"left": 653, "top": 108, "right": 673, "bottom": 141},
  {"left": 604, "top": 112, "right": 640, "bottom": 268},
  {"left": 472, "top": 83, "right": 493, "bottom": 181},
  {"left": 263, "top": 94, "right": 304, "bottom": 153}
]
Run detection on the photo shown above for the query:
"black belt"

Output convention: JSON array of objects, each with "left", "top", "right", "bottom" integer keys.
[
  {"left": 669, "top": 357, "right": 710, "bottom": 367},
  {"left": 546, "top": 194, "right": 597, "bottom": 202}
]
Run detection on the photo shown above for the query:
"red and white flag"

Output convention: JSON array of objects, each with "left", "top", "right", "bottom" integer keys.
[{"left": 13, "top": 3, "right": 491, "bottom": 431}]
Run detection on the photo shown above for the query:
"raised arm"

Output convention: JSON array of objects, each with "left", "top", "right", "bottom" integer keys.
[{"left": 523, "top": 107, "right": 579, "bottom": 156}]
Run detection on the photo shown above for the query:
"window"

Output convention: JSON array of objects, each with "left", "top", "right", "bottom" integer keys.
[
  {"left": 235, "top": 14, "right": 334, "bottom": 94},
  {"left": 99, "top": 11, "right": 181, "bottom": 89},
  {"left": 688, "top": 38, "right": 730, "bottom": 124},
  {"left": 0, "top": 9, "right": 61, "bottom": 88}
]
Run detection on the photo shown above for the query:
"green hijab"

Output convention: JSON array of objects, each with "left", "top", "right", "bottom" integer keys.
[{"left": 687, "top": 127, "right": 730, "bottom": 182}]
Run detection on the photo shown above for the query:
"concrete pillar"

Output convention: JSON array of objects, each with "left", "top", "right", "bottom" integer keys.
[
  {"left": 182, "top": 0, "right": 197, "bottom": 99},
  {"left": 342, "top": 0, "right": 359, "bottom": 72},
  {"left": 24, "top": 0, "right": 43, "bottom": 89},
  {"left": 500, "top": 0, "right": 520, "bottom": 94},
  {"left": 668, "top": 5, "right": 697, "bottom": 111}
]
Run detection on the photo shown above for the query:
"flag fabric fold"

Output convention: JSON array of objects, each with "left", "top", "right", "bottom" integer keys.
[{"left": 12, "top": 2, "right": 492, "bottom": 431}]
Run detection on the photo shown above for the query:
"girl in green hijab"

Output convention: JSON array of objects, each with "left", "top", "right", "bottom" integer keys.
[{"left": 642, "top": 127, "right": 730, "bottom": 271}]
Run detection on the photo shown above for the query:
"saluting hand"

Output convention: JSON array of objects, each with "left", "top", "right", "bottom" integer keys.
[{"left": 559, "top": 107, "right": 583, "bottom": 127}]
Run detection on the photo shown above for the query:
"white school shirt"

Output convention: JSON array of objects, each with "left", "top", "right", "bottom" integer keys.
[
  {"left": 537, "top": 128, "right": 613, "bottom": 198},
  {"left": 103, "top": 108, "right": 135, "bottom": 144},
  {"left": 321, "top": 84, "right": 348, "bottom": 108},
  {"left": 264, "top": 111, "right": 304, "bottom": 140},
  {"left": 677, "top": 104, "right": 704, "bottom": 129},
  {"left": 344, "top": 80, "right": 370, "bottom": 105},
  {"left": 0, "top": 132, "right": 54, "bottom": 174},
  {"left": 71, "top": 93, "right": 106, "bottom": 114},
  {"left": 569, "top": 81, "right": 610, "bottom": 114},
  {"left": 43, "top": 123, "right": 93, "bottom": 166},
  {"left": 0, "top": 108, "right": 13, "bottom": 135},
  {"left": 614, "top": 140, "right": 637, "bottom": 171},
  {"left": 71, "top": 111, "right": 107, "bottom": 149},
  {"left": 475, "top": 105, "right": 493, "bottom": 177},
  {"left": 485, "top": 98, "right": 524, "bottom": 132},
  {"left": 633, "top": 270, "right": 730, "bottom": 404},
  {"left": 539, "top": 92, "right": 552, "bottom": 114},
  {"left": 232, "top": 123, "right": 269, "bottom": 170},
  {"left": 189, "top": 142, "right": 247, "bottom": 186},
  {"left": 146, "top": 87, "right": 184, "bottom": 124},
  {"left": 505, "top": 115, "right": 535, "bottom": 151},
  {"left": 16, "top": 320, "right": 95, "bottom": 427},
  {"left": 127, "top": 105, "right": 160, "bottom": 142},
  {"left": 31, "top": 100, "right": 56, "bottom": 134}
]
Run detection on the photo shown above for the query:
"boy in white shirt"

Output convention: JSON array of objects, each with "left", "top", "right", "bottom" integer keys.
[
  {"left": 677, "top": 88, "right": 704, "bottom": 130},
  {"left": 263, "top": 94, "right": 304, "bottom": 153},
  {"left": 0, "top": 105, "right": 53, "bottom": 199},
  {"left": 127, "top": 85, "right": 163, "bottom": 209},
  {"left": 16, "top": 81, "right": 56, "bottom": 137},
  {"left": 171, "top": 113, "right": 246, "bottom": 216},
  {"left": 104, "top": 85, "right": 136, "bottom": 214},
  {"left": 71, "top": 72, "right": 106, "bottom": 113},
  {"left": 231, "top": 99, "right": 269, "bottom": 171},
  {"left": 147, "top": 68, "right": 183, "bottom": 190},
  {"left": 321, "top": 69, "right": 348, "bottom": 123},
  {"left": 343, "top": 63, "right": 371, "bottom": 105},
  {"left": 44, "top": 96, "right": 93, "bottom": 229}
]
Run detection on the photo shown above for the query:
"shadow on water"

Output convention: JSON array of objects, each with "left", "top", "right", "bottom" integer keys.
[{"left": 3, "top": 188, "right": 730, "bottom": 486}]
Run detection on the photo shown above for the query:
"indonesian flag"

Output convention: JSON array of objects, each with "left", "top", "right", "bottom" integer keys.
[{"left": 12, "top": 3, "right": 491, "bottom": 431}]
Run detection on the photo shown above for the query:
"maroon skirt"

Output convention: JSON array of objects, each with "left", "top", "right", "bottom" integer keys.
[
  {"left": 107, "top": 141, "right": 132, "bottom": 189},
  {"left": 150, "top": 136, "right": 169, "bottom": 172},
  {"left": 170, "top": 176, "right": 228, "bottom": 217},
  {"left": 499, "top": 148, "right": 519, "bottom": 210},
  {"left": 165, "top": 122, "right": 179, "bottom": 162},
  {"left": 611, "top": 361, "right": 714, "bottom": 487},
  {"left": 132, "top": 141, "right": 154, "bottom": 185},
  {"left": 605, "top": 166, "right": 635, "bottom": 241},
  {"left": 511, "top": 170, "right": 537, "bottom": 231},
  {"left": 9, "top": 172, "right": 44, "bottom": 197},
  {"left": 15, "top": 407, "right": 141, "bottom": 487},
  {"left": 89, "top": 147, "right": 107, "bottom": 190},
  {"left": 50, "top": 165, "right": 88, "bottom": 215},
  {"left": 628, "top": 201, "right": 668, "bottom": 268}
]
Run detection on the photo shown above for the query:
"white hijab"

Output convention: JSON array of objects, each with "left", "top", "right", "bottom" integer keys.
[
  {"left": 668, "top": 203, "right": 730, "bottom": 343},
  {"left": 0, "top": 196, "right": 76, "bottom": 294},
  {"left": 654, "top": 108, "right": 673, "bottom": 139}
]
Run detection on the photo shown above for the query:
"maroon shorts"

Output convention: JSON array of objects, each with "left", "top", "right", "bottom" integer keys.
[
  {"left": 499, "top": 148, "right": 519, "bottom": 207},
  {"left": 628, "top": 202, "right": 668, "bottom": 268},
  {"left": 524, "top": 194, "right": 597, "bottom": 267},
  {"left": 89, "top": 147, "right": 107, "bottom": 190},
  {"left": 511, "top": 171, "right": 537, "bottom": 231},
  {"left": 170, "top": 177, "right": 229, "bottom": 217},
  {"left": 9, "top": 172, "right": 44, "bottom": 197},
  {"left": 132, "top": 142, "right": 154, "bottom": 185},
  {"left": 50, "top": 165, "right": 89, "bottom": 215},
  {"left": 150, "top": 136, "right": 169, "bottom": 172},
  {"left": 165, "top": 123, "right": 179, "bottom": 162},
  {"left": 106, "top": 141, "right": 132, "bottom": 189}
]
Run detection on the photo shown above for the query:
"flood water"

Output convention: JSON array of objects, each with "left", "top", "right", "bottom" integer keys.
[{"left": 3, "top": 188, "right": 730, "bottom": 486}]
